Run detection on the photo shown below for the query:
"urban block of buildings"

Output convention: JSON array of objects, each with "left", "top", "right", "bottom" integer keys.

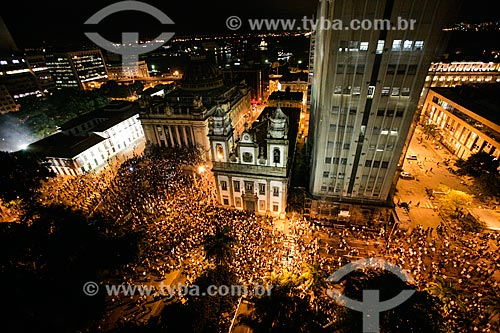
[{"left": 27, "top": 101, "right": 144, "bottom": 176}]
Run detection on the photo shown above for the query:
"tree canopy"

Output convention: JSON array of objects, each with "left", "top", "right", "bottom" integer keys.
[{"left": 0, "top": 150, "right": 55, "bottom": 204}]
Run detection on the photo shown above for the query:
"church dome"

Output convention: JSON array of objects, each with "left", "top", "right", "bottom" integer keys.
[{"left": 180, "top": 55, "right": 224, "bottom": 91}]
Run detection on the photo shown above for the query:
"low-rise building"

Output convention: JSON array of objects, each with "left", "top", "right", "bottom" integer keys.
[{"left": 27, "top": 101, "right": 144, "bottom": 175}]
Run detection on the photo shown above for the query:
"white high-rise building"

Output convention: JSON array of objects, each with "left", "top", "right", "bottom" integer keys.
[{"left": 308, "top": 0, "right": 461, "bottom": 205}]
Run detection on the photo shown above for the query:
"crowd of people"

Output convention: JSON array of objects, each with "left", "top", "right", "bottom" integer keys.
[{"left": 36, "top": 145, "right": 499, "bottom": 331}]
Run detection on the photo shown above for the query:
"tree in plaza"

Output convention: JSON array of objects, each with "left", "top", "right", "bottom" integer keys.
[
  {"left": 159, "top": 263, "right": 239, "bottom": 333},
  {"left": 14, "top": 88, "right": 109, "bottom": 139},
  {"left": 426, "top": 276, "right": 467, "bottom": 316},
  {"left": 0, "top": 204, "right": 139, "bottom": 333},
  {"left": 421, "top": 123, "right": 442, "bottom": 140},
  {"left": 438, "top": 187, "right": 472, "bottom": 212},
  {"left": 455, "top": 151, "right": 500, "bottom": 178},
  {"left": 0, "top": 150, "right": 55, "bottom": 205},
  {"left": 455, "top": 151, "right": 500, "bottom": 197},
  {"left": 203, "top": 224, "right": 237, "bottom": 267},
  {"left": 301, "top": 261, "right": 328, "bottom": 304},
  {"left": 238, "top": 270, "right": 327, "bottom": 333},
  {"left": 158, "top": 225, "right": 239, "bottom": 332},
  {"left": 482, "top": 290, "right": 500, "bottom": 327}
]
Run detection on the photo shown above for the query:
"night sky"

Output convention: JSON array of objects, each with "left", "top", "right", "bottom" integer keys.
[{"left": 1, "top": 0, "right": 498, "bottom": 49}]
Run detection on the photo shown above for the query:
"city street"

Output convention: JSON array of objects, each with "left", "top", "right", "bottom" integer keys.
[{"left": 395, "top": 126, "right": 500, "bottom": 230}]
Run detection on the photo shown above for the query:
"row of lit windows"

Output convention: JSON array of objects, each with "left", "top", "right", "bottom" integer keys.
[
  {"left": 429, "top": 62, "right": 500, "bottom": 72},
  {"left": 221, "top": 180, "right": 281, "bottom": 197},
  {"left": 338, "top": 40, "right": 424, "bottom": 53},
  {"left": 0, "top": 58, "right": 25, "bottom": 65},
  {"left": 336, "top": 64, "right": 417, "bottom": 75},
  {"left": 333, "top": 86, "right": 410, "bottom": 96}
]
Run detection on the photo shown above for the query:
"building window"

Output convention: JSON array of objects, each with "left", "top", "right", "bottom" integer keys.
[
  {"left": 235, "top": 197, "right": 242, "bottom": 207},
  {"left": 365, "top": 160, "right": 372, "bottom": 167},
  {"left": 360, "top": 42, "right": 369, "bottom": 51},
  {"left": 259, "top": 183, "right": 266, "bottom": 195},
  {"left": 223, "top": 196, "right": 229, "bottom": 205},
  {"left": 259, "top": 200, "right": 266, "bottom": 210},
  {"left": 242, "top": 152, "right": 253, "bottom": 163},
  {"left": 216, "top": 144, "right": 224, "bottom": 160},
  {"left": 376, "top": 40, "right": 385, "bottom": 54},
  {"left": 414, "top": 41, "right": 424, "bottom": 50},
  {"left": 272, "top": 203, "right": 279, "bottom": 212},
  {"left": 403, "top": 40, "right": 413, "bottom": 51},
  {"left": 233, "top": 181, "right": 240, "bottom": 192},
  {"left": 273, "top": 148, "right": 280, "bottom": 164},
  {"left": 343, "top": 143, "right": 351, "bottom": 149},
  {"left": 273, "top": 186, "right": 280, "bottom": 197},
  {"left": 325, "top": 157, "right": 332, "bottom": 164},
  {"left": 381, "top": 87, "right": 391, "bottom": 96},
  {"left": 221, "top": 180, "right": 227, "bottom": 191},
  {"left": 340, "top": 158, "right": 347, "bottom": 165},
  {"left": 392, "top": 40, "right": 402, "bottom": 51},
  {"left": 245, "top": 181, "right": 253, "bottom": 192},
  {"left": 323, "top": 171, "right": 330, "bottom": 178}
]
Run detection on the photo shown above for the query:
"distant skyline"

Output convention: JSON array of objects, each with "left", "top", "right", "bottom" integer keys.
[{"left": 1, "top": 0, "right": 499, "bottom": 48}]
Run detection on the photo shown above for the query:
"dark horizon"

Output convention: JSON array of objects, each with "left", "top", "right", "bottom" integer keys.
[{"left": 2, "top": 0, "right": 499, "bottom": 49}]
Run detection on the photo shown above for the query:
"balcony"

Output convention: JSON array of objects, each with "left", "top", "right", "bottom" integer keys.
[{"left": 212, "top": 161, "right": 287, "bottom": 177}]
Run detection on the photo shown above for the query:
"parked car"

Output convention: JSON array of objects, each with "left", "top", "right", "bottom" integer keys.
[
  {"left": 400, "top": 171, "right": 414, "bottom": 179},
  {"left": 406, "top": 154, "right": 418, "bottom": 160}
]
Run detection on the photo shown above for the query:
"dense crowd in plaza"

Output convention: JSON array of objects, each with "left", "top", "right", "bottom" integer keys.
[{"left": 35, "top": 146, "right": 499, "bottom": 331}]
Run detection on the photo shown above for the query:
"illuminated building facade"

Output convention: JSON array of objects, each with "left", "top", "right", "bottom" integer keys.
[
  {"left": 139, "top": 55, "right": 250, "bottom": 159},
  {"left": 27, "top": 101, "right": 144, "bottom": 176},
  {"left": 421, "top": 85, "right": 500, "bottom": 160},
  {"left": 419, "top": 61, "right": 500, "bottom": 107},
  {"left": 46, "top": 49, "right": 108, "bottom": 90},
  {"left": 0, "top": 52, "right": 49, "bottom": 114},
  {"left": 208, "top": 103, "right": 299, "bottom": 216},
  {"left": 106, "top": 60, "right": 150, "bottom": 81},
  {"left": 308, "top": 0, "right": 460, "bottom": 205}
]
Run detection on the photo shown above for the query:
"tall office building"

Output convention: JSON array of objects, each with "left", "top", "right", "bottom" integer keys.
[
  {"left": 308, "top": 0, "right": 461, "bottom": 205},
  {"left": 46, "top": 49, "right": 108, "bottom": 90}
]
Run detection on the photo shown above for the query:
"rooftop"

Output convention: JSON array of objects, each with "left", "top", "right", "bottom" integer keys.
[
  {"left": 58, "top": 101, "right": 138, "bottom": 131},
  {"left": 268, "top": 91, "right": 304, "bottom": 102},
  {"left": 432, "top": 84, "right": 500, "bottom": 126},
  {"left": 27, "top": 132, "right": 106, "bottom": 159}
]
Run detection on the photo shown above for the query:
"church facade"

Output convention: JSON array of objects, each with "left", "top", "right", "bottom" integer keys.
[{"left": 208, "top": 103, "right": 299, "bottom": 217}]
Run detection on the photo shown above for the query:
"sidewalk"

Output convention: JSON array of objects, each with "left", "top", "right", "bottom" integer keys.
[{"left": 469, "top": 208, "right": 500, "bottom": 231}]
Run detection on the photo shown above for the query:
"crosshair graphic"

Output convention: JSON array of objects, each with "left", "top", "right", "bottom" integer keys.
[
  {"left": 84, "top": 1, "right": 175, "bottom": 66},
  {"left": 327, "top": 257, "right": 415, "bottom": 333}
]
